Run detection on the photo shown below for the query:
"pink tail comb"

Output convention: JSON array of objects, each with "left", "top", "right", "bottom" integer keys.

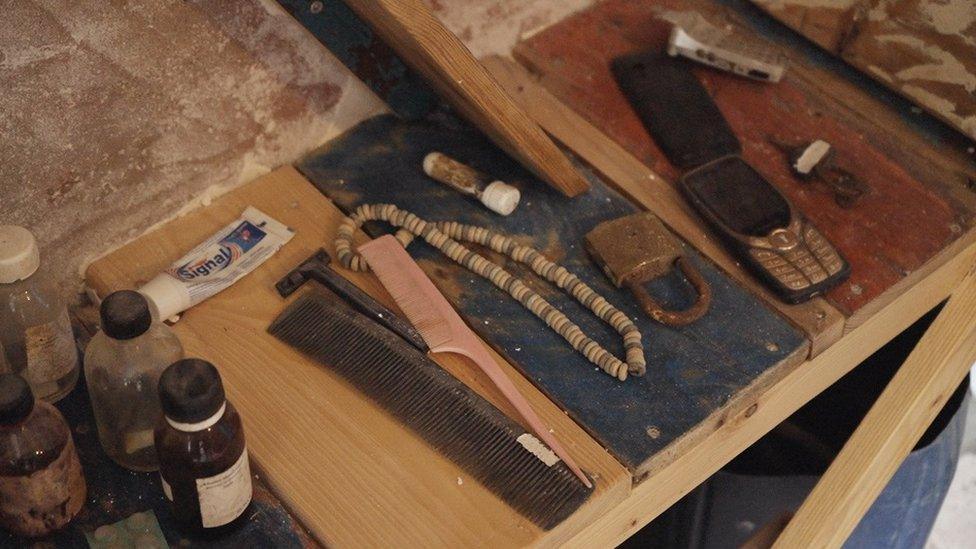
[{"left": 358, "top": 235, "right": 592, "bottom": 488}]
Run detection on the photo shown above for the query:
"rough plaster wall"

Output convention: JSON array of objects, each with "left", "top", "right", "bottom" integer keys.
[
  {"left": 0, "top": 0, "right": 386, "bottom": 300},
  {"left": 0, "top": 0, "right": 586, "bottom": 301}
]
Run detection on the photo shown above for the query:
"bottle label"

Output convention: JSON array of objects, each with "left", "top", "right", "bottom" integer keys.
[
  {"left": 196, "top": 447, "right": 252, "bottom": 528},
  {"left": 0, "top": 436, "right": 86, "bottom": 537},
  {"left": 24, "top": 312, "right": 76, "bottom": 389}
]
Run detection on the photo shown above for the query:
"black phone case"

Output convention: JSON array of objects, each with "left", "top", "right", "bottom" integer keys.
[
  {"left": 611, "top": 52, "right": 740, "bottom": 168},
  {"left": 680, "top": 157, "right": 850, "bottom": 304}
]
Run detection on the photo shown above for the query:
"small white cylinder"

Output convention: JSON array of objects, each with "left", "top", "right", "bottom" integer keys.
[
  {"left": 422, "top": 151, "right": 520, "bottom": 215},
  {"left": 481, "top": 181, "right": 521, "bottom": 216}
]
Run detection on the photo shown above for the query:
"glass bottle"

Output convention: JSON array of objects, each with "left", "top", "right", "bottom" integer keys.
[
  {"left": 0, "top": 226, "right": 79, "bottom": 402},
  {"left": 155, "top": 359, "right": 251, "bottom": 533},
  {"left": 84, "top": 290, "right": 183, "bottom": 471},
  {"left": 0, "top": 373, "right": 86, "bottom": 537}
]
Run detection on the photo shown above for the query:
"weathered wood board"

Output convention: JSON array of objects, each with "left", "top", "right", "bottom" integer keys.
[
  {"left": 513, "top": 0, "right": 975, "bottom": 327},
  {"left": 300, "top": 115, "right": 807, "bottom": 479},
  {"left": 482, "top": 55, "right": 846, "bottom": 357},
  {"left": 751, "top": 0, "right": 976, "bottom": 141},
  {"left": 0, "top": 323, "right": 315, "bottom": 549},
  {"left": 85, "top": 166, "right": 632, "bottom": 547}
]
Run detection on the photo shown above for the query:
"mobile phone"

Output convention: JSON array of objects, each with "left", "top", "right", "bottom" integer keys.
[
  {"left": 680, "top": 156, "right": 849, "bottom": 303},
  {"left": 611, "top": 52, "right": 741, "bottom": 168}
]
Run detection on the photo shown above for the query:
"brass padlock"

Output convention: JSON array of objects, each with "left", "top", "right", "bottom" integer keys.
[{"left": 585, "top": 212, "right": 711, "bottom": 326}]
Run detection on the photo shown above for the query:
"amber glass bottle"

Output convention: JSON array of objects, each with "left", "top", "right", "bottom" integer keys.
[
  {"left": 0, "top": 374, "right": 86, "bottom": 537},
  {"left": 154, "top": 359, "right": 251, "bottom": 534}
]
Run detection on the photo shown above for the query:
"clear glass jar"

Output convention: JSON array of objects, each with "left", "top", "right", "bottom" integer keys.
[
  {"left": 84, "top": 290, "right": 183, "bottom": 471},
  {"left": 0, "top": 374, "right": 86, "bottom": 537},
  {"left": 0, "top": 226, "right": 79, "bottom": 402}
]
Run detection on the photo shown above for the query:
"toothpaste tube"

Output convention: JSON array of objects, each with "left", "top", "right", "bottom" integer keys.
[{"left": 140, "top": 207, "right": 294, "bottom": 321}]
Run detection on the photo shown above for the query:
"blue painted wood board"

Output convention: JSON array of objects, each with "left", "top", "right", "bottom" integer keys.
[{"left": 299, "top": 115, "right": 806, "bottom": 474}]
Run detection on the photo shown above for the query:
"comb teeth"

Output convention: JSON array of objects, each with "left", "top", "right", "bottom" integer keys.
[
  {"left": 268, "top": 292, "right": 591, "bottom": 529},
  {"left": 356, "top": 236, "right": 456, "bottom": 349}
]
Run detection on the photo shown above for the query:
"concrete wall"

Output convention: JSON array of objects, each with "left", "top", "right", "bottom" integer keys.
[{"left": 0, "top": 0, "right": 591, "bottom": 300}]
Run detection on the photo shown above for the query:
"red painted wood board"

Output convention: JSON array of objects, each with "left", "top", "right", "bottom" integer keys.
[{"left": 514, "top": 0, "right": 971, "bottom": 318}]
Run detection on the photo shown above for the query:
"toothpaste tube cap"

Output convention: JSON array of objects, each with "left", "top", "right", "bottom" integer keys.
[
  {"left": 481, "top": 181, "right": 521, "bottom": 216},
  {"left": 140, "top": 274, "right": 191, "bottom": 322}
]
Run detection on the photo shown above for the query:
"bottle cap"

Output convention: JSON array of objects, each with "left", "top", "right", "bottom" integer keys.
[
  {"left": 100, "top": 290, "right": 152, "bottom": 340},
  {"left": 0, "top": 226, "right": 40, "bottom": 284},
  {"left": 159, "top": 359, "right": 226, "bottom": 424},
  {"left": 480, "top": 181, "right": 521, "bottom": 216},
  {"left": 0, "top": 374, "right": 35, "bottom": 425}
]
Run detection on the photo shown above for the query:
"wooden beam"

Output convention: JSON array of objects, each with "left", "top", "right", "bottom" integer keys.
[
  {"left": 482, "top": 56, "right": 845, "bottom": 356},
  {"left": 341, "top": 0, "right": 589, "bottom": 197},
  {"left": 84, "top": 167, "right": 628, "bottom": 547},
  {"left": 774, "top": 263, "right": 976, "bottom": 547},
  {"left": 559, "top": 236, "right": 976, "bottom": 547}
]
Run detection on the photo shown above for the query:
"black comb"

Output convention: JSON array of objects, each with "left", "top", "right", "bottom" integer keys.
[{"left": 268, "top": 291, "right": 591, "bottom": 529}]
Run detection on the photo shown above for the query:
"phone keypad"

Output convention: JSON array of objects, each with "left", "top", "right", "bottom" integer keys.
[{"left": 750, "top": 224, "right": 844, "bottom": 291}]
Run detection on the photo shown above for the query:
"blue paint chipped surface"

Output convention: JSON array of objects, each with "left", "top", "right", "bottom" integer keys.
[{"left": 300, "top": 115, "right": 806, "bottom": 472}]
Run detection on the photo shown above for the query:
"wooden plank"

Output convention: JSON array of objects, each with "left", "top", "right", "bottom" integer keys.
[
  {"left": 0, "top": 307, "right": 318, "bottom": 549},
  {"left": 749, "top": 0, "right": 862, "bottom": 52},
  {"left": 560, "top": 233, "right": 976, "bottom": 547},
  {"left": 774, "top": 265, "right": 976, "bottom": 547},
  {"left": 300, "top": 114, "right": 807, "bottom": 481},
  {"left": 482, "top": 55, "right": 845, "bottom": 357},
  {"left": 85, "top": 166, "right": 630, "bottom": 547},
  {"left": 339, "top": 0, "right": 589, "bottom": 197},
  {"left": 512, "top": 0, "right": 976, "bottom": 327},
  {"left": 752, "top": 0, "right": 976, "bottom": 141}
]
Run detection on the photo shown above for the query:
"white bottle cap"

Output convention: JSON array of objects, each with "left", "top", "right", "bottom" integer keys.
[
  {"left": 0, "top": 226, "right": 41, "bottom": 284},
  {"left": 480, "top": 181, "right": 521, "bottom": 216}
]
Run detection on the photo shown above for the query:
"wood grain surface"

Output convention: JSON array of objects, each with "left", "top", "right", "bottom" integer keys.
[
  {"left": 301, "top": 115, "right": 807, "bottom": 480},
  {"left": 562, "top": 234, "right": 976, "bottom": 547},
  {"left": 776, "top": 262, "right": 976, "bottom": 547},
  {"left": 513, "top": 0, "right": 976, "bottom": 325},
  {"left": 0, "top": 308, "right": 318, "bottom": 549},
  {"left": 341, "top": 0, "right": 590, "bottom": 197},
  {"left": 84, "top": 167, "right": 630, "bottom": 548},
  {"left": 482, "top": 55, "right": 846, "bottom": 357}
]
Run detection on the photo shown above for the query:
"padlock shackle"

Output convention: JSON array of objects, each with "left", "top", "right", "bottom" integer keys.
[{"left": 626, "top": 256, "right": 712, "bottom": 327}]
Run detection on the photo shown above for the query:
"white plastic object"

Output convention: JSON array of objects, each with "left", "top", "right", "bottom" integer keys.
[
  {"left": 794, "top": 140, "right": 832, "bottom": 176},
  {"left": 480, "top": 181, "right": 521, "bottom": 216},
  {"left": 667, "top": 17, "right": 786, "bottom": 83}
]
